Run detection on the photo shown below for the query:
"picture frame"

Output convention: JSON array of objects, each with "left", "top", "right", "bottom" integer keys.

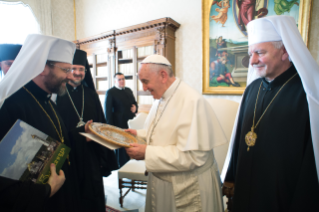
[{"left": 202, "top": 0, "right": 312, "bottom": 95}]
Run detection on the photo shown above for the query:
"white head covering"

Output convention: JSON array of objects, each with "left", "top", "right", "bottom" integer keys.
[
  {"left": 221, "top": 15, "right": 319, "bottom": 182},
  {"left": 0, "top": 34, "right": 76, "bottom": 108},
  {"left": 141, "top": 54, "right": 172, "bottom": 66}
]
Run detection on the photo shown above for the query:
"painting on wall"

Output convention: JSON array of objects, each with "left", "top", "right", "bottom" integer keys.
[{"left": 202, "top": 0, "right": 312, "bottom": 95}]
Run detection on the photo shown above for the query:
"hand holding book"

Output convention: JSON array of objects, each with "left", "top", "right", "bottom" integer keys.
[{"left": 48, "top": 163, "right": 65, "bottom": 197}]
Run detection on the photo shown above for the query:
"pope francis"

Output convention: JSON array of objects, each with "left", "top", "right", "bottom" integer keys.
[{"left": 125, "top": 55, "right": 227, "bottom": 212}]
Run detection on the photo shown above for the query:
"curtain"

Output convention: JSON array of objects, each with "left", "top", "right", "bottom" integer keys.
[{"left": 1, "top": 0, "right": 53, "bottom": 35}]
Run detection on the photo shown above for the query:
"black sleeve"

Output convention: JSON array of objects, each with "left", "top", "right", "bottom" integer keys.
[
  {"left": 0, "top": 103, "right": 51, "bottom": 212},
  {"left": 93, "top": 91, "right": 118, "bottom": 174},
  {"left": 0, "top": 171, "right": 50, "bottom": 212},
  {"left": 94, "top": 91, "right": 106, "bottom": 124},
  {"left": 127, "top": 87, "right": 138, "bottom": 114},
  {"left": 224, "top": 88, "right": 247, "bottom": 182},
  {"left": 289, "top": 123, "right": 319, "bottom": 211},
  {"left": 104, "top": 89, "right": 113, "bottom": 124},
  {"left": 0, "top": 103, "right": 16, "bottom": 140}
]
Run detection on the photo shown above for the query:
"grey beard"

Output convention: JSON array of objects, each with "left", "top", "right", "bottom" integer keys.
[
  {"left": 57, "top": 85, "right": 67, "bottom": 96},
  {"left": 70, "top": 79, "right": 82, "bottom": 86}
]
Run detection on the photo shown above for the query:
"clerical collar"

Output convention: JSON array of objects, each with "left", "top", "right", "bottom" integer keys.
[
  {"left": 115, "top": 85, "right": 125, "bottom": 90},
  {"left": 66, "top": 83, "right": 80, "bottom": 92},
  {"left": 262, "top": 65, "right": 297, "bottom": 91},
  {"left": 162, "top": 78, "right": 179, "bottom": 100},
  {"left": 25, "top": 80, "right": 52, "bottom": 102}
]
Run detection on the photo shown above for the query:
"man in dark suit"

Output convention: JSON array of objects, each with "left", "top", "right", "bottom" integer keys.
[{"left": 104, "top": 72, "right": 138, "bottom": 167}]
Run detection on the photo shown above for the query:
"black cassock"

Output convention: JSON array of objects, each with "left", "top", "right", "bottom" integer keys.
[
  {"left": 56, "top": 84, "right": 118, "bottom": 212},
  {"left": 225, "top": 65, "right": 319, "bottom": 212},
  {"left": 0, "top": 81, "right": 81, "bottom": 212},
  {"left": 104, "top": 86, "right": 138, "bottom": 167}
]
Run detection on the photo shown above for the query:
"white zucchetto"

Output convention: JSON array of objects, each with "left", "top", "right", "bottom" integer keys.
[{"left": 141, "top": 54, "right": 172, "bottom": 66}]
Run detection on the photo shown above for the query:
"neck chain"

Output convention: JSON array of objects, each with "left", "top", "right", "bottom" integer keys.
[
  {"left": 245, "top": 73, "right": 298, "bottom": 151},
  {"left": 146, "top": 80, "right": 181, "bottom": 143},
  {"left": 23, "top": 87, "right": 64, "bottom": 143},
  {"left": 66, "top": 85, "right": 85, "bottom": 127}
]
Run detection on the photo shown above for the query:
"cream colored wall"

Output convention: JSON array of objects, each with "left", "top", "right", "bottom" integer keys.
[
  {"left": 51, "top": 0, "right": 75, "bottom": 41},
  {"left": 51, "top": 0, "right": 319, "bottom": 103}
]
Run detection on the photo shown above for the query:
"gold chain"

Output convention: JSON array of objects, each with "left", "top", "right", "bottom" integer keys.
[
  {"left": 66, "top": 85, "right": 84, "bottom": 121},
  {"left": 23, "top": 87, "right": 64, "bottom": 143},
  {"left": 252, "top": 73, "right": 298, "bottom": 130},
  {"left": 245, "top": 73, "right": 298, "bottom": 151}
]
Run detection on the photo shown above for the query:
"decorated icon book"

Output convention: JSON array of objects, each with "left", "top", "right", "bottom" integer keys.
[
  {"left": 0, "top": 119, "right": 70, "bottom": 184},
  {"left": 80, "top": 122, "right": 146, "bottom": 150}
]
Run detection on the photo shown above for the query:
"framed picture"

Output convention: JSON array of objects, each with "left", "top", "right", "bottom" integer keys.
[{"left": 202, "top": 0, "right": 312, "bottom": 95}]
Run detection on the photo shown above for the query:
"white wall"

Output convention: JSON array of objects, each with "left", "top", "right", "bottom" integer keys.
[{"left": 51, "top": 0, "right": 75, "bottom": 41}]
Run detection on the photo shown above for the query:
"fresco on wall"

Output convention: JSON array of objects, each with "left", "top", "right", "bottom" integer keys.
[{"left": 208, "top": 0, "right": 300, "bottom": 89}]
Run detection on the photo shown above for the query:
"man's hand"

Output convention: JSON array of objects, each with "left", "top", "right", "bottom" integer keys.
[
  {"left": 84, "top": 120, "right": 93, "bottom": 142},
  {"left": 130, "top": 104, "right": 136, "bottom": 113},
  {"left": 124, "top": 129, "right": 137, "bottom": 136},
  {"left": 48, "top": 163, "right": 65, "bottom": 197},
  {"left": 125, "top": 143, "right": 146, "bottom": 160}
]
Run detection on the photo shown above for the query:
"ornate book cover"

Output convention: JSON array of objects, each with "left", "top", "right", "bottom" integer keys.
[{"left": 0, "top": 119, "right": 70, "bottom": 184}]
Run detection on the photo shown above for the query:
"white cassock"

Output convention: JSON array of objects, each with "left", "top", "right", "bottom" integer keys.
[{"left": 137, "top": 78, "right": 227, "bottom": 212}]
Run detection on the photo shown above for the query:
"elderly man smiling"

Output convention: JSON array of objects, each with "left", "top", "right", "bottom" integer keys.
[
  {"left": 223, "top": 15, "right": 319, "bottom": 212},
  {"left": 125, "top": 54, "right": 226, "bottom": 212}
]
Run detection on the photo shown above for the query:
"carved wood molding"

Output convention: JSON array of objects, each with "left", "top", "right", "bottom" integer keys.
[
  {"left": 107, "top": 37, "right": 117, "bottom": 55},
  {"left": 73, "top": 17, "right": 180, "bottom": 47},
  {"left": 74, "top": 30, "right": 115, "bottom": 47},
  {"left": 154, "top": 26, "right": 166, "bottom": 54}
]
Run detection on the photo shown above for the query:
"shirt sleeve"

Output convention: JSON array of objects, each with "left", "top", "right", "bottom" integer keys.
[{"left": 145, "top": 145, "right": 210, "bottom": 172}]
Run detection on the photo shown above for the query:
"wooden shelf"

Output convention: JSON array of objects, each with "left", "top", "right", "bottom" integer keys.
[
  {"left": 137, "top": 57, "right": 147, "bottom": 61},
  {"left": 96, "top": 62, "right": 107, "bottom": 66},
  {"left": 124, "top": 75, "right": 133, "bottom": 80},
  {"left": 74, "top": 17, "right": 180, "bottom": 105},
  {"left": 95, "top": 76, "right": 108, "bottom": 79},
  {"left": 137, "top": 90, "right": 151, "bottom": 95},
  {"left": 118, "top": 58, "right": 133, "bottom": 64},
  {"left": 96, "top": 90, "right": 106, "bottom": 95}
]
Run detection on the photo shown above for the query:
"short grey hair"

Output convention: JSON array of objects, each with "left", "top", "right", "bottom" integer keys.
[
  {"left": 271, "top": 41, "right": 284, "bottom": 49},
  {"left": 145, "top": 63, "right": 174, "bottom": 77}
]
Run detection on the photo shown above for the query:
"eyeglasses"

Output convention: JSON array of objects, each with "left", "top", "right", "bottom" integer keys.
[
  {"left": 50, "top": 63, "right": 72, "bottom": 73},
  {"left": 71, "top": 67, "right": 86, "bottom": 72}
]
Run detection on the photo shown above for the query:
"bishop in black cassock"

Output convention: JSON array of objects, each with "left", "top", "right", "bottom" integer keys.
[
  {"left": 0, "top": 34, "right": 81, "bottom": 212},
  {"left": 56, "top": 49, "right": 118, "bottom": 212},
  {"left": 225, "top": 65, "right": 319, "bottom": 211},
  {"left": 104, "top": 73, "right": 138, "bottom": 167},
  {"left": 223, "top": 16, "right": 319, "bottom": 212},
  {"left": 0, "top": 81, "right": 81, "bottom": 212}
]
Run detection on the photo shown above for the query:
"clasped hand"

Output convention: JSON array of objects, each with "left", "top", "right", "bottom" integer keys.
[{"left": 125, "top": 129, "right": 146, "bottom": 160}]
